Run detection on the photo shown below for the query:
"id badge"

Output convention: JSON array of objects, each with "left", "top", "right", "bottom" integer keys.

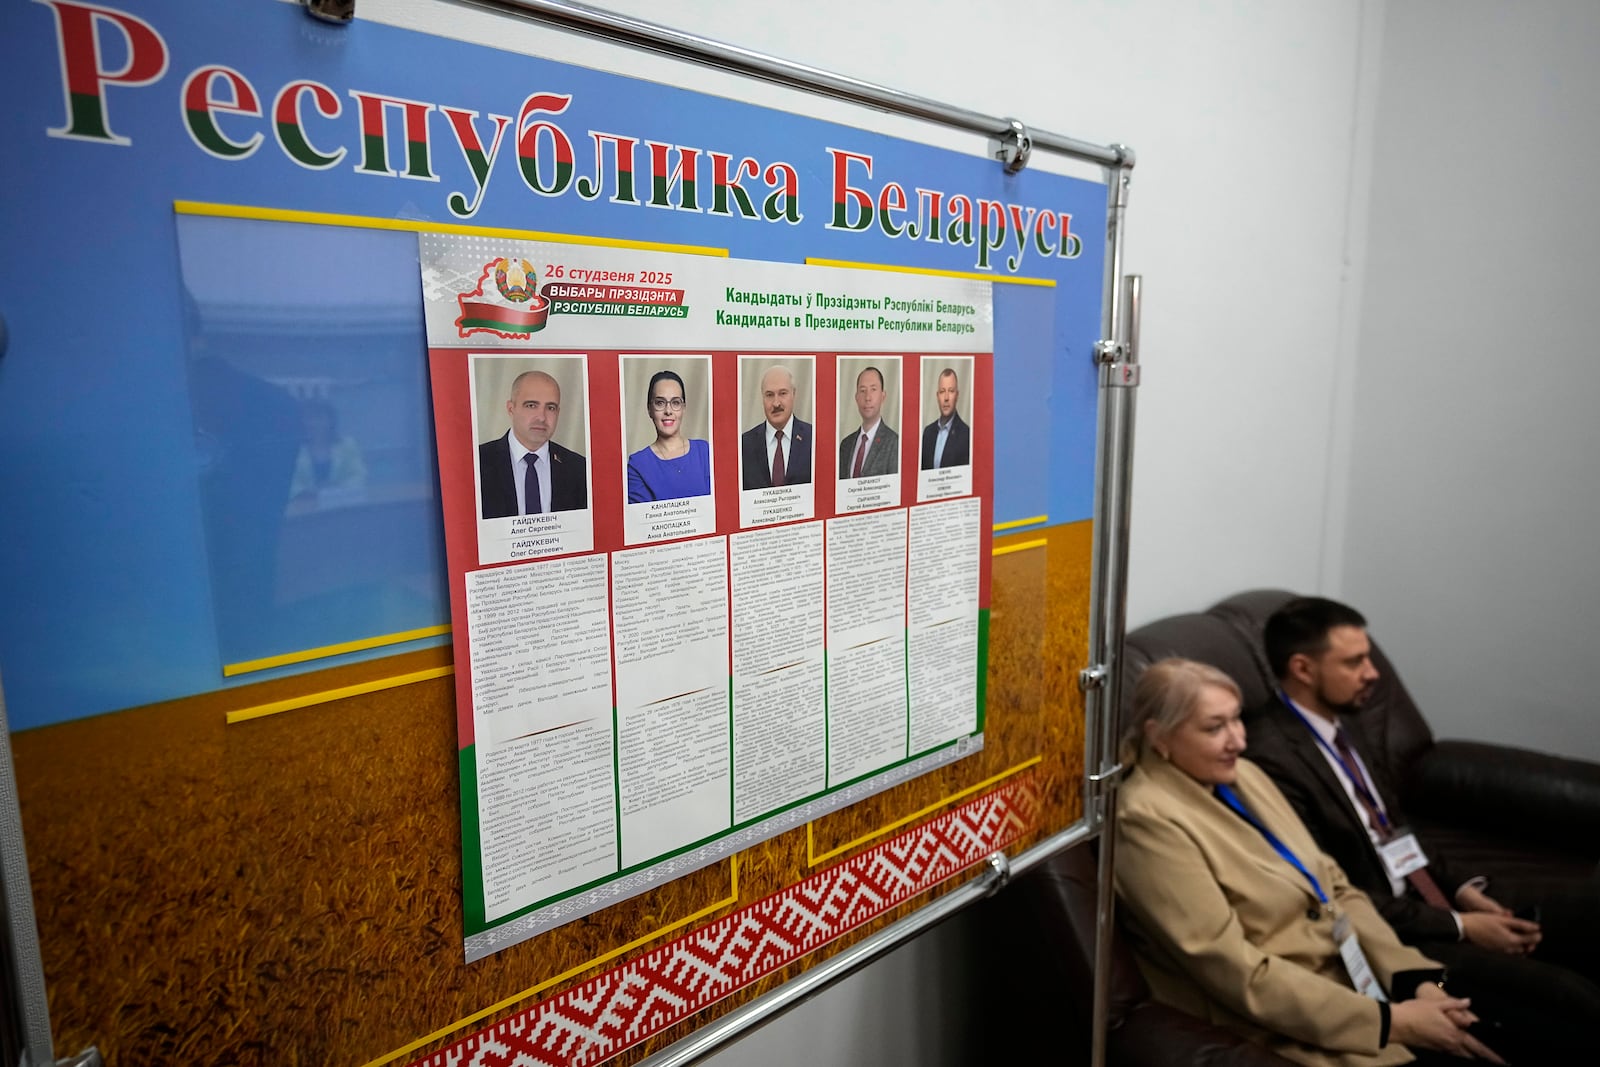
[
  {"left": 1379, "top": 831, "right": 1430, "bottom": 881},
  {"left": 1335, "top": 920, "right": 1388, "bottom": 1002}
]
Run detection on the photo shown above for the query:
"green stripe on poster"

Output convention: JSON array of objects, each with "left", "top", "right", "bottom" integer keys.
[
  {"left": 975, "top": 607, "right": 990, "bottom": 733},
  {"left": 459, "top": 744, "right": 486, "bottom": 933}
]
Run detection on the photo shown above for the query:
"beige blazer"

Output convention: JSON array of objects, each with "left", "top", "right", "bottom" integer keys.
[{"left": 1114, "top": 754, "right": 1439, "bottom": 1067}]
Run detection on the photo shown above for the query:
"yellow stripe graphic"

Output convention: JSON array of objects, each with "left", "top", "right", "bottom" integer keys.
[
  {"left": 223, "top": 624, "right": 452, "bottom": 677},
  {"left": 174, "top": 200, "right": 729, "bottom": 256},
  {"left": 992, "top": 538, "right": 1047, "bottom": 557},
  {"left": 993, "top": 514, "right": 1048, "bottom": 532},
  {"left": 225, "top": 666, "right": 454, "bottom": 724},
  {"left": 805, "top": 256, "right": 1056, "bottom": 287},
  {"left": 808, "top": 757, "right": 1041, "bottom": 866}
]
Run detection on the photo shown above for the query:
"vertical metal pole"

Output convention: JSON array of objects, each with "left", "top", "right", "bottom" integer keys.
[
  {"left": 1082, "top": 155, "right": 1133, "bottom": 825},
  {"left": 1084, "top": 153, "right": 1139, "bottom": 1067},
  {"left": 0, "top": 674, "right": 56, "bottom": 1067}
]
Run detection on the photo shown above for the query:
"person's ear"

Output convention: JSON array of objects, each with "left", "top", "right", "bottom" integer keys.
[
  {"left": 1286, "top": 651, "right": 1316, "bottom": 686},
  {"left": 1142, "top": 719, "right": 1167, "bottom": 759}
]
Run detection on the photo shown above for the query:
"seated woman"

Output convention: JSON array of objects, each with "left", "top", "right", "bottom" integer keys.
[
  {"left": 288, "top": 398, "right": 367, "bottom": 505},
  {"left": 627, "top": 370, "right": 711, "bottom": 503},
  {"left": 1115, "top": 658, "right": 1501, "bottom": 1066}
]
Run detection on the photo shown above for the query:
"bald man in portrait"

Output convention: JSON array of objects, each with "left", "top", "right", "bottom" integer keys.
[
  {"left": 479, "top": 370, "right": 588, "bottom": 518},
  {"left": 740, "top": 364, "right": 813, "bottom": 490},
  {"left": 919, "top": 367, "right": 971, "bottom": 470}
]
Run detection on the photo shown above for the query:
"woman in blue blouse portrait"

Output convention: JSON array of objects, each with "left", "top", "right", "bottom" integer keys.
[{"left": 627, "top": 370, "right": 712, "bottom": 503}]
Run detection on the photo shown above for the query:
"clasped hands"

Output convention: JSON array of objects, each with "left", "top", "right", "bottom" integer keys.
[
  {"left": 1391, "top": 983, "right": 1505, "bottom": 1063},
  {"left": 1456, "top": 884, "right": 1541, "bottom": 956}
]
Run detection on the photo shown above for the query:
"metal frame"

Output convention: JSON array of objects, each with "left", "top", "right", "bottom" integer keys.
[
  {"left": 432, "top": 4, "right": 1140, "bottom": 1066},
  {"left": 460, "top": 0, "right": 1133, "bottom": 171},
  {"left": 0, "top": 4, "right": 1140, "bottom": 1065},
  {"left": 0, "top": 674, "right": 42, "bottom": 1067},
  {"left": 1084, "top": 267, "right": 1142, "bottom": 1067},
  {"left": 0, "top": 674, "right": 80, "bottom": 1067},
  {"left": 638, "top": 820, "right": 1096, "bottom": 1067}
]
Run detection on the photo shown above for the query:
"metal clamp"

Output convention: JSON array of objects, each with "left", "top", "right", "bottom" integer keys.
[
  {"left": 997, "top": 119, "right": 1032, "bottom": 174},
  {"left": 1104, "top": 362, "right": 1141, "bottom": 388},
  {"left": 1093, "top": 339, "right": 1124, "bottom": 365},
  {"left": 1078, "top": 664, "right": 1107, "bottom": 692},
  {"left": 983, "top": 851, "right": 1012, "bottom": 894},
  {"left": 1087, "top": 763, "right": 1126, "bottom": 785},
  {"left": 302, "top": 0, "right": 355, "bottom": 23}
]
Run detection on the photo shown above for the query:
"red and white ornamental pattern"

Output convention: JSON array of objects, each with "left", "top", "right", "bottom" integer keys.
[{"left": 409, "top": 774, "right": 1038, "bottom": 1067}]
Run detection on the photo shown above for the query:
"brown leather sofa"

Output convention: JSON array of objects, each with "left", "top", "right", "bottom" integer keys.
[
  {"left": 971, "top": 842, "right": 1293, "bottom": 1065},
  {"left": 970, "top": 588, "right": 1600, "bottom": 1064},
  {"left": 1126, "top": 588, "right": 1600, "bottom": 884}
]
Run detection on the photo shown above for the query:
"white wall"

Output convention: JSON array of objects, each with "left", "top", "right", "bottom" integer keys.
[
  {"left": 576, "top": 0, "right": 1379, "bottom": 629},
  {"left": 1340, "top": 0, "right": 1600, "bottom": 759}
]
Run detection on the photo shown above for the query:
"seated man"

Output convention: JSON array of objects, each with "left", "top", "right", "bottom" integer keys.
[{"left": 1248, "top": 596, "right": 1600, "bottom": 1030}]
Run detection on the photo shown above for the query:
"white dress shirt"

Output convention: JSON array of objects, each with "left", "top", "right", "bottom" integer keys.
[
  {"left": 1291, "top": 699, "right": 1407, "bottom": 897},
  {"left": 1287, "top": 696, "right": 1464, "bottom": 936},
  {"left": 764, "top": 416, "right": 793, "bottom": 472},
  {"left": 933, "top": 417, "right": 953, "bottom": 466}
]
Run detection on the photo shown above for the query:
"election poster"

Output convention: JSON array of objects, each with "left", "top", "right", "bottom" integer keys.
[{"left": 420, "top": 235, "right": 995, "bottom": 957}]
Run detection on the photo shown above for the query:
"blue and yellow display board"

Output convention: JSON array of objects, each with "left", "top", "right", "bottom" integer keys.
[{"left": 0, "top": 3, "right": 1111, "bottom": 1064}]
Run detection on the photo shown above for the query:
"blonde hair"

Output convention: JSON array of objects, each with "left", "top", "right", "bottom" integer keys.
[{"left": 1121, "top": 658, "right": 1242, "bottom": 763}]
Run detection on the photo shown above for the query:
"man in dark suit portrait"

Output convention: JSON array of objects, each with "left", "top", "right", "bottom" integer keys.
[
  {"left": 838, "top": 365, "right": 899, "bottom": 479},
  {"left": 740, "top": 364, "right": 812, "bottom": 490},
  {"left": 919, "top": 367, "right": 970, "bottom": 469},
  {"left": 1247, "top": 596, "right": 1600, "bottom": 1037},
  {"left": 478, "top": 369, "right": 588, "bottom": 518}
]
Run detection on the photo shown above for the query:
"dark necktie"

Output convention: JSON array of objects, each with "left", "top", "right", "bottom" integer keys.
[
  {"left": 771, "top": 428, "right": 786, "bottom": 485},
  {"left": 1333, "top": 726, "right": 1451, "bottom": 909},
  {"left": 524, "top": 452, "right": 542, "bottom": 514},
  {"left": 852, "top": 432, "right": 869, "bottom": 478}
]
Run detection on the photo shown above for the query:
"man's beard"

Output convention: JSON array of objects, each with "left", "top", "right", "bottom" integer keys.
[{"left": 1315, "top": 679, "right": 1369, "bottom": 717}]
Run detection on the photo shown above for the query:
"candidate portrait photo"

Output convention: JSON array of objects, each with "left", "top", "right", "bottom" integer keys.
[
  {"left": 472, "top": 356, "right": 591, "bottom": 518},
  {"left": 621, "top": 356, "right": 715, "bottom": 505},
  {"left": 918, "top": 358, "right": 973, "bottom": 471},
  {"left": 837, "top": 357, "right": 901, "bottom": 480},
  {"left": 739, "top": 357, "right": 816, "bottom": 490}
]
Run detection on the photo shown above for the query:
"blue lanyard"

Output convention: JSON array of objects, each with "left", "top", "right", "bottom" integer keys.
[
  {"left": 1216, "top": 783, "right": 1329, "bottom": 905},
  {"left": 1282, "top": 693, "right": 1392, "bottom": 832}
]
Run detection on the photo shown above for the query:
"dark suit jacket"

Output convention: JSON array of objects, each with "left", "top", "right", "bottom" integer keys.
[
  {"left": 741, "top": 418, "right": 813, "bottom": 489},
  {"left": 838, "top": 422, "right": 899, "bottom": 479},
  {"left": 478, "top": 432, "right": 588, "bottom": 518},
  {"left": 1247, "top": 695, "right": 1464, "bottom": 944},
  {"left": 919, "top": 410, "right": 970, "bottom": 469}
]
